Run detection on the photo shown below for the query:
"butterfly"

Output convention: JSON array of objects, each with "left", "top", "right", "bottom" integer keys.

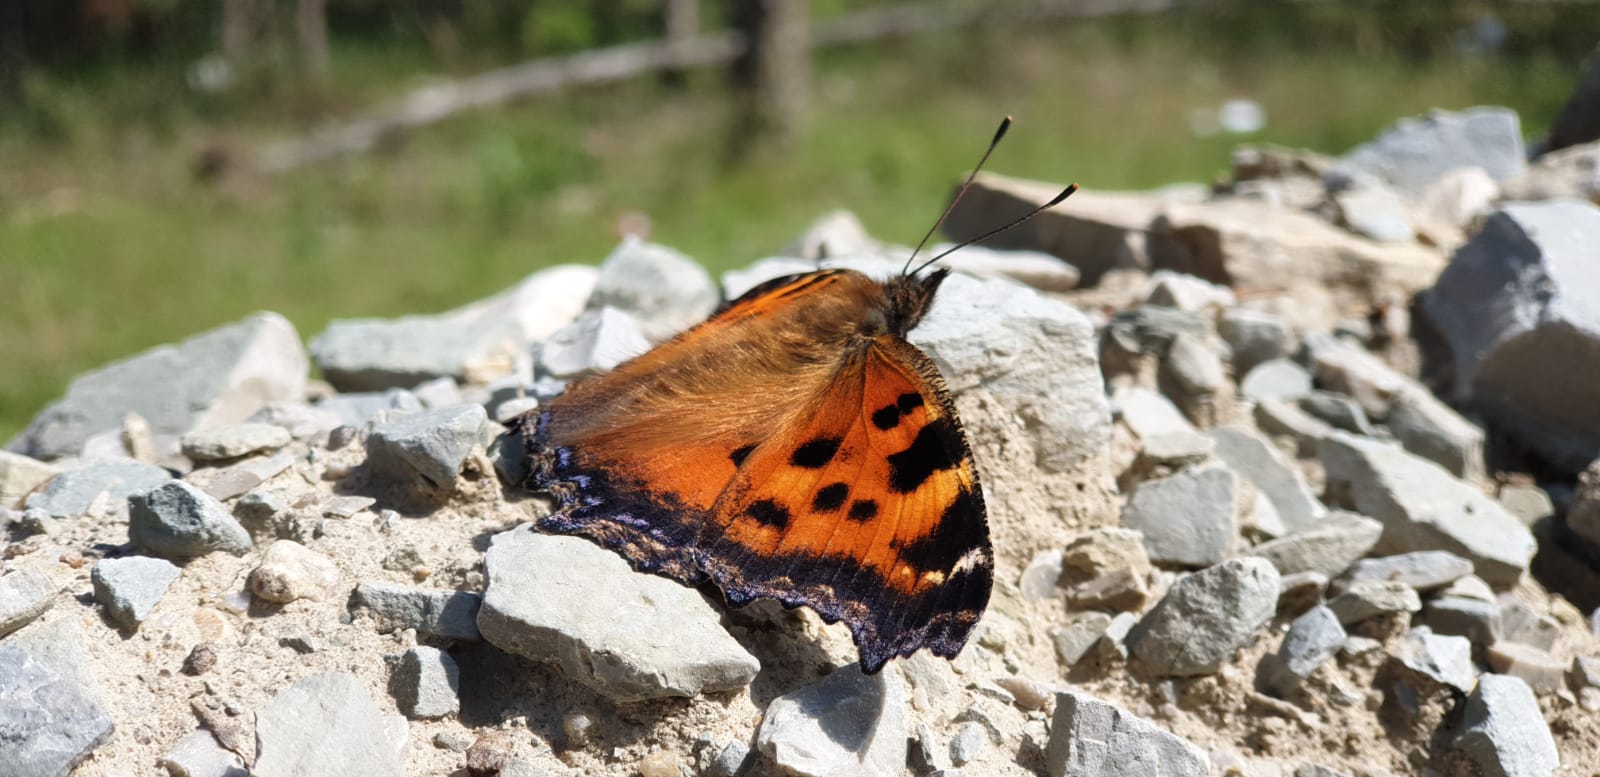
[{"left": 513, "top": 118, "right": 1075, "bottom": 674}]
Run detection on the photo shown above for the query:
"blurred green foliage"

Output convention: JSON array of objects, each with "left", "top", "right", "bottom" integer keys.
[{"left": 1, "top": 2, "right": 1595, "bottom": 442}]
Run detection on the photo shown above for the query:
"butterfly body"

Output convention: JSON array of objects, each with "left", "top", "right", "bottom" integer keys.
[{"left": 519, "top": 267, "right": 995, "bottom": 674}]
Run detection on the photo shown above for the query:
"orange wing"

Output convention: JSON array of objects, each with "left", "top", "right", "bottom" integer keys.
[{"left": 699, "top": 337, "right": 993, "bottom": 673}]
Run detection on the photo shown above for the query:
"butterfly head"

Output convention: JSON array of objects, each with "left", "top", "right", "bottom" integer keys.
[{"left": 883, "top": 266, "right": 949, "bottom": 337}]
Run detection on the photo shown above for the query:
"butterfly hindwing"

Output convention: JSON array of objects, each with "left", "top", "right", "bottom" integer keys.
[{"left": 700, "top": 335, "right": 993, "bottom": 673}]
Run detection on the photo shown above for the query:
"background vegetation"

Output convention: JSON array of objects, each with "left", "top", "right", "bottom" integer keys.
[{"left": 3, "top": 1, "right": 1596, "bottom": 441}]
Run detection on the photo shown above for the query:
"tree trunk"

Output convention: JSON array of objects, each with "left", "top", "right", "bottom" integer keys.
[
  {"left": 661, "top": 0, "right": 700, "bottom": 84},
  {"left": 730, "top": 0, "right": 810, "bottom": 147},
  {"left": 296, "top": 0, "right": 329, "bottom": 82}
]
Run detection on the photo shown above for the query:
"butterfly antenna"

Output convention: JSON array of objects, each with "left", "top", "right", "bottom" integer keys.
[
  {"left": 901, "top": 116, "right": 1013, "bottom": 277},
  {"left": 913, "top": 183, "right": 1079, "bottom": 274}
]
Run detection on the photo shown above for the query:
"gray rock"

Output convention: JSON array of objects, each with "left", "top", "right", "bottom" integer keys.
[
  {"left": 392, "top": 646, "right": 460, "bottom": 719},
  {"left": 1045, "top": 690, "right": 1209, "bottom": 777},
  {"left": 1487, "top": 642, "right": 1568, "bottom": 694},
  {"left": 1439, "top": 574, "right": 1497, "bottom": 602},
  {"left": 253, "top": 672, "right": 404, "bottom": 777},
  {"left": 185, "top": 449, "right": 295, "bottom": 503},
  {"left": 1146, "top": 271, "right": 1235, "bottom": 314},
  {"left": 128, "top": 481, "right": 252, "bottom": 559},
  {"left": 1336, "top": 107, "right": 1526, "bottom": 197},
  {"left": 1209, "top": 425, "right": 1326, "bottom": 534},
  {"left": 1054, "top": 613, "right": 1114, "bottom": 666},
  {"left": 9, "top": 312, "right": 307, "bottom": 461},
  {"left": 410, "top": 376, "right": 462, "bottom": 409},
  {"left": 1257, "top": 605, "right": 1347, "bottom": 696},
  {"left": 1297, "top": 392, "right": 1377, "bottom": 436},
  {"left": 1319, "top": 432, "right": 1534, "bottom": 587},
  {"left": 1019, "top": 549, "right": 1064, "bottom": 602},
  {"left": 351, "top": 582, "right": 482, "bottom": 641},
  {"left": 1453, "top": 674, "right": 1559, "bottom": 777},
  {"left": 1254, "top": 398, "right": 1336, "bottom": 457},
  {"left": 1249, "top": 512, "right": 1382, "bottom": 578},
  {"left": 314, "top": 389, "right": 423, "bottom": 428},
  {"left": 310, "top": 265, "right": 595, "bottom": 392},
  {"left": 755, "top": 664, "right": 907, "bottom": 777},
  {"left": 1333, "top": 183, "right": 1416, "bottom": 242},
  {"left": 90, "top": 556, "right": 180, "bottom": 629},
  {"left": 1113, "top": 387, "right": 1199, "bottom": 442},
  {"left": 948, "top": 721, "right": 985, "bottom": 767},
  {"left": 1421, "top": 597, "right": 1502, "bottom": 646},
  {"left": 157, "top": 729, "right": 248, "bottom": 777},
  {"left": 1097, "top": 612, "right": 1140, "bottom": 662},
  {"left": 1121, "top": 464, "right": 1236, "bottom": 568},
  {"left": 477, "top": 527, "right": 758, "bottom": 702},
  {"left": 1394, "top": 627, "right": 1478, "bottom": 693},
  {"left": 0, "top": 452, "right": 59, "bottom": 510},
  {"left": 364, "top": 404, "right": 488, "bottom": 489},
  {"left": 0, "top": 568, "right": 56, "bottom": 638},
  {"left": 1219, "top": 309, "right": 1295, "bottom": 376},
  {"left": 0, "top": 644, "right": 114, "bottom": 777},
  {"left": 1384, "top": 390, "right": 1486, "bottom": 480},
  {"left": 1337, "top": 550, "right": 1475, "bottom": 594},
  {"left": 1159, "top": 331, "right": 1229, "bottom": 420},
  {"left": 179, "top": 423, "right": 292, "bottom": 462},
  {"left": 1101, "top": 307, "right": 1211, "bottom": 379},
  {"left": 1326, "top": 579, "right": 1421, "bottom": 625},
  {"left": 536, "top": 307, "right": 650, "bottom": 378},
  {"left": 24, "top": 459, "right": 171, "bottom": 519},
  {"left": 1498, "top": 596, "right": 1561, "bottom": 651},
  {"left": 707, "top": 740, "right": 752, "bottom": 777},
  {"left": 1240, "top": 359, "right": 1313, "bottom": 403},
  {"left": 246, "top": 402, "right": 344, "bottom": 441},
  {"left": 1127, "top": 557, "right": 1280, "bottom": 676},
  {"left": 1571, "top": 655, "right": 1600, "bottom": 690},
  {"left": 586, "top": 239, "right": 718, "bottom": 342},
  {"left": 1419, "top": 200, "right": 1600, "bottom": 471}
]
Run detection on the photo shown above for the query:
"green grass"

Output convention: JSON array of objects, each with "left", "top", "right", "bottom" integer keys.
[{"left": 0, "top": 7, "right": 1588, "bottom": 442}]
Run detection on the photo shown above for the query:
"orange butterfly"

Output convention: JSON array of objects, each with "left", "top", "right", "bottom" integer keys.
[{"left": 514, "top": 119, "right": 1075, "bottom": 673}]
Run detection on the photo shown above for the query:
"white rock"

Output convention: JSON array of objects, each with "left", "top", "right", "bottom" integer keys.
[
  {"left": 250, "top": 540, "right": 340, "bottom": 604},
  {"left": 755, "top": 664, "right": 908, "bottom": 777},
  {"left": 586, "top": 238, "right": 718, "bottom": 342},
  {"left": 253, "top": 672, "right": 404, "bottom": 777},
  {"left": 1045, "top": 690, "right": 1208, "bottom": 777}
]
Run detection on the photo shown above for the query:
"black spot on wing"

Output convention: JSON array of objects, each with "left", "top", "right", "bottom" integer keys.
[
  {"left": 812, "top": 482, "right": 849, "bottom": 512},
  {"left": 746, "top": 499, "right": 791, "bottom": 529},
  {"left": 790, "top": 437, "right": 843, "bottom": 469},
  {"left": 871, "top": 405, "right": 900, "bottom": 431},
  {"left": 886, "top": 418, "right": 964, "bottom": 494},
  {"left": 893, "top": 487, "right": 985, "bottom": 572},
  {"left": 897, "top": 393, "right": 924, "bottom": 413},
  {"left": 847, "top": 499, "right": 879, "bottom": 522},
  {"left": 729, "top": 445, "right": 755, "bottom": 467}
]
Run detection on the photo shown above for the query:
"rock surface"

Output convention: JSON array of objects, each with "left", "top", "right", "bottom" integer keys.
[
  {"left": 90, "top": 556, "right": 180, "bottom": 629},
  {"left": 1453, "top": 674, "right": 1559, "bottom": 777},
  {"left": 1045, "top": 690, "right": 1209, "bottom": 777},
  {"left": 1121, "top": 464, "right": 1237, "bottom": 568},
  {"left": 180, "top": 423, "right": 292, "bottom": 462},
  {"left": 364, "top": 404, "right": 488, "bottom": 489},
  {"left": 392, "top": 646, "right": 460, "bottom": 719},
  {"left": 0, "top": 644, "right": 115, "bottom": 777},
  {"left": 585, "top": 239, "right": 718, "bottom": 342},
  {"left": 1127, "top": 557, "right": 1280, "bottom": 676},
  {"left": 128, "top": 480, "right": 253, "bottom": 558},
  {"left": 754, "top": 665, "right": 907, "bottom": 777},
  {"left": 351, "top": 582, "right": 482, "bottom": 641},
  {"left": 25, "top": 459, "right": 171, "bottom": 520},
  {"left": 477, "top": 527, "right": 759, "bottom": 702},
  {"left": 253, "top": 672, "right": 404, "bottom": 777},
  {"left": 0, "top": 568, "right": 57, "bottom": 638},
  {"left": 1335, "top": 107, "right": 1527, "bottom": 196},
  {"left": 1249, "top": 512, "right": 1382, "bottom": 578},
  {"left": 250, "top": 540, "right": 340, "bottom": 604}
]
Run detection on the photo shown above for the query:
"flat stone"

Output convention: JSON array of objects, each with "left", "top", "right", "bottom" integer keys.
[
  {"left": 1326, "top": 579, "right": 1421, "bottom": 625},
  {"left": 1337, "top": 551, "right": 1475, "bottom": 593},
  {"left": 364, "top": 404, "right": 488, "bottom": 489},
  {"left": 586, "top": 239, "right": 718, "bottom": 342},
  {"left": 410, "top": 376, "right": 462, "bottom": 409},
  {"left": 1159, "top": 331, "right": 1229, "bottom": 420},
  {"left": 1419, "top": 199, "right": 1600, "bottom": 471},
  {"left": 9, "top": 312, "right": 307, "bottom": 461},
  {"left": 0, "top": 452, "right": 59, "bottom": 510},
  {"left": 1054, "top": 613, "right": 1114, "bottom": 666},
  {"left": 1439, "top": 574, "right": 1497, "bottom": 602},
  {"left": 1249, "top": 511, "right": 1382, "bottom": 578},
  {"left": 310, "top": 265, "right": 595, "bottom": 392},
  {"left": 1127, "top": 557, "right": 1280, "bottom": 677},
  {"left": 1319, "top": 432, "right": 1534, "bottom": 587},
  {"left": 253, "top": 672, "right": 404, "bottom": 777},
  {"left": 1257, "top": 605, "right": 1347, "bottom": 696},
  {"left": 1487, "top": 643, "right": 1568, "bottom": 694},
  {"left": 187, "top": 450, "right": 294, "bottom": 502},
  {"left": 1421, "top": 597, "right": 1502, "bottom": 647},
  {"left": 1254, "top": 398, "right": 1336, "bottom": 457},
  {"left": 91, "top": 556, "right": 180, "bottom": 629},
  {"left": 1498, "top": 596, "right": 1561, "bottom": 651},
  {"left": 1096, "top": 613, "right": 1140, "bottom": 662},
  {"left": 246, "top": 403, "right": 343, "bottom": 441},
  {"left": 707, "top": 740, "right": 753, "bottom": 777},
  {"left": 536, "top": 306, "right": 651, "bottom": 378},
  {"left": 1219, "top": 308, "right": 1295, "bottom": 376},
  {"left": 1045, "top": 690, "right": 1209, "bottom": 777},
  {"left": 754, "top": 664, "right": 907, "bottom": 777},
  {"left": 351, "top": 582, "right": 482, "bottom": 641},
  {"left": 1333, "top": 183, "right": 1415, "bottom": 242},
  {"left": 179, "top": 423, "right": 292, "bottom": 462},
  {"left": 157, "top": 729, "right": 248, "bottom": 777},
  {"left": 477, "top": 527, "right": 759, "bottom": 702},
  {"left": 1335, "top": 107, "right": 1527, "bottom": 197},
  {"left": 392, "top": 646, "right": 460, "bottom": 719},
  {"left": 1122, "top": 464, "right": 1236, "bottom": 568},
  {"left": 250, "top": 540, "right": 340, "bottom": 604},
  {"left": 1146, "top": 271, "right": 1235, "bottom": 314},
  {"left": 313, "top": 389, "right": 423, "bottom": 428},
  {"left": 948, "top": 721, "right": 985, "bottom": 767},
  {"left": 1306, "top": 338, "right": 1413, "bottom": 421},
  {"left": 1453, "top": 674, "right": 1559, "bottom": 777},
  {"left": 1497, "top": 484, "right": 1553, "bottom": 527},
  {"left": 0, "top": 644, "right": 114, "bottom": 777},
  {"left": 1384, "top": 390, "right": 1486, "bottom": 480},
  {"left": 1297, "top": 392, "right": 1377, "bottom": 436},
  {"left": 1209, "top": 425, "right": 1325, "bottom": 534},
  {"left": 0, "top": 568, "right": 56, "bottom": 638},
  {"left": 1394, "top": 627, "right": 1478, "bottom": 693},
  {"left": 1240, "top": 359, "right": 1313, "bottom": 403},
  {"left": 1113, "top": 387, "right": 1199, "bottom": 442},
  {"left": 320, "top": 495, "right": 375, "bottom": 519},
  {"left": 25, "top": 459, "right": 171, "bottom": 520},
  {"left": 128, "top": 480, "right": 253, "bottom": 559},
  {"left": 1060, "top": 527, "right": 1152, "bottom": 612},
  {"left": 1019, "top": 549, "right": 1064, "bottom": 602}
]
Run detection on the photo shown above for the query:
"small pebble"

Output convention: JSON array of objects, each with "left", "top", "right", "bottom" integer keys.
[
  {"left": 433, "top": 731, "right": 473, "bottom": 752},
  {"left": 949, "top": 721, "right": 986, "bottom": 766},
  {"left": 182, "top": 643, "right": 219, "bottom": 676},
  {"left": 564, "top": 712, "right": 593, "bottom": 747},
  {"left": 466, "top": 731, "right": 515, "bottom": 775},
  {"left": 638, "top": 750, "right": 682, "bottom": 777}
]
